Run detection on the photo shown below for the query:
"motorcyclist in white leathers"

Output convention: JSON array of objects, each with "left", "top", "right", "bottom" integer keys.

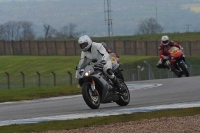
[{"left": 75, "top": 35, "right": 123, "bottom": 93}]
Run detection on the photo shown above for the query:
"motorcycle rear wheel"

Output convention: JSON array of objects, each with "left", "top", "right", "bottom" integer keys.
[
  {"left": 82, "top": 83, "right": 100, "bottom": 109},
  {"left": 116, "top": 82, "right": 130, "bottom": 106}
]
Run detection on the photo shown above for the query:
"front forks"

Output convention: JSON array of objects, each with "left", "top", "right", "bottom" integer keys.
[
  {"left": 91, "top": 79, "right": 98, "bottom": 96},
  {"left": 91, "top": 79, "right": 96, "bottom": 91}
]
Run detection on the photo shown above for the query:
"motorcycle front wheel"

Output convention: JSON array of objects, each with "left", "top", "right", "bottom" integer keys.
[
  {"left": 116, "top": 82, "right": 130, "bottom": 106},
  {"left": 82, "top": 83, "right": 100, "bottom": 109},
  {"left": 180, "top": 62, "right": 189, "bottom": 77}
]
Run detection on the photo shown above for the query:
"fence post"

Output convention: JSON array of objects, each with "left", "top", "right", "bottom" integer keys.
[
  {"left": 52, "top": 71, "right": 56, "bottom": 86},
  {"left": 20, "top": 71, "right": 25, "bottom": 88},
  {"left": 36, "top": 71, "right": 41, "bottom": 87},
  {"left": 137, "top": 66, "right": 140, "bottom": 81},
  {"left": 67, "top": 71, "right": 72, "bottom": 85},
  {"left": 5, "top": 72, "right": 10, "bottom": 89}
]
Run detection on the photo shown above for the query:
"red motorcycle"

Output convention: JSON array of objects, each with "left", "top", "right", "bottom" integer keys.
[
  {"left": 109, "top": 52, "right": 124, "bottom": 81},
  {"left": 166, "top": 46, "right": 189, "bottom": 77}
]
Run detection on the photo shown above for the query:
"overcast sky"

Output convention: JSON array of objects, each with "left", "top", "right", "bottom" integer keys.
[{"left": 0, "top": 0, "right": 199, "bottom": 37}]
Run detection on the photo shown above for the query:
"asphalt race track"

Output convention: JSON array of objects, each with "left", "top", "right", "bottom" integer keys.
[{"left": 0, "top": 76, "right": 200, "bottom": 126}]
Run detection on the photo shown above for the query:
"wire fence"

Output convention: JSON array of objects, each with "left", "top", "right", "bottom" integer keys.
[
  {"left": 0, "top": 62, "right": 199, "bottom": 90},
  {"left": 121, "top": 61, "right": 199, "bottom": 81},
  {"left": 0, "top": 72, "right": 77, "bottom": 90}
]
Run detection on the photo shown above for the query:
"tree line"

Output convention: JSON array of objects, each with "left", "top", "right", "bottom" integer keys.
[
  {"left": 0, "top": 21, "right": 35, "bottom": 41},
  {"left": 0, "top": 18, "right": 163, "bottom": 41},
  {"left": 0, "top": 21, "right": 82, "bottom": 41}
]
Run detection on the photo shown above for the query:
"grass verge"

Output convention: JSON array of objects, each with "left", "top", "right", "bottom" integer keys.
[
  {"left": 0, "top": 85, "right": 80, "bottom": 103},
  {"left": 0, "top": 107, "right": 199, "bottom": 133}
]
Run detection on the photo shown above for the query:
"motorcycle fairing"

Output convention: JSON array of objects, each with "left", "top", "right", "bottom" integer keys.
[{"left": 89, "top": 73, "right": 119, "bottom": 103}]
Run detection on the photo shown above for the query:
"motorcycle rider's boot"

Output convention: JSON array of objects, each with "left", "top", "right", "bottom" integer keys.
[
  {"left": 111, "top": 77, "right": 125, "bottom": 94},
  {"left": 106, "top": 68, "right": 125, "bottom": 94}
]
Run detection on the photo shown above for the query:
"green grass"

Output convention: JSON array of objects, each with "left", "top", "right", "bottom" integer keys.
[
  {"left": 0, "top": 55, "right": 153, "bottom": 76},
  {"left": 0, "top": 107, "right": 199, "bottom": 133},
  {"left": 0, "top": 85, "right": 80, "bottom": 103},
  {"left": 0, "top": 56, "right": 80, "bottom": 76}
]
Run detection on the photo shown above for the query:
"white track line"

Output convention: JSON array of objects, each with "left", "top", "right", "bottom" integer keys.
[{"left": 0, "top": 101, "right": 200, "bottom": 126}]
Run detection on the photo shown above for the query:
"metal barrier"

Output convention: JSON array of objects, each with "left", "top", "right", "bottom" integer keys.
[
  {"left": 121, "top": 62, "right": 199, "bottom": 81},
  {"left": 0, "top": 62, "right": 199, "bottom": 89},
  {"left": 0, "top": 71, "right": 74, "bottom": 89}
]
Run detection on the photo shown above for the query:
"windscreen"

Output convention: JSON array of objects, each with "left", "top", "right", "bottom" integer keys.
[
  {"left": 79, "top": 58, "right": 92, "bottom": 70},
  {"left": 169, "top": 46, "right": 179, "bottom": 53}
]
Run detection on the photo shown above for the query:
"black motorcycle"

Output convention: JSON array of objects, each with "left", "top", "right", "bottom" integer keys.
[{"left": 75, "top": 58, "right": 130, "bottom": 109}]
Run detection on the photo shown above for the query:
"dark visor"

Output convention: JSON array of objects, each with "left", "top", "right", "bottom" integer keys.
[
  {"left": 80, "top": 42, "right": 88, "bottom": 49},
  {"left": 162, "top": 40, "right": 169, "bottom": 44}
]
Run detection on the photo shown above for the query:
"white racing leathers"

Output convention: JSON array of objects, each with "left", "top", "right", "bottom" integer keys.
[{"left": 76, "top": 42, "right": 114, "bottom": 79}]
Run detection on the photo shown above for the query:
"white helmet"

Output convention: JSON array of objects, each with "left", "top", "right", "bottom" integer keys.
[
  {"left": 78, "top": 35, "right": 92, "bottom": 52},
  {"left": 161, "top": 35, "right": 169, "bottom": 46}
]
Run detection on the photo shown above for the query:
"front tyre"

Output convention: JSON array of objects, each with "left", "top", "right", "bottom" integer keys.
[
  {"left": 82, "top": 83, "right": 100, "bottom": 109},
  {"left": 116, "top": 82, "right": 130, "bottom": 106},
  {"left": 180, "top": 62, "right": 189, "bottom": 77}
]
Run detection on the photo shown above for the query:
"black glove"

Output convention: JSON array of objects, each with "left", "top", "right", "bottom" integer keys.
[{"left": 94, "top": 60, "right": 106, "bottom": 70}]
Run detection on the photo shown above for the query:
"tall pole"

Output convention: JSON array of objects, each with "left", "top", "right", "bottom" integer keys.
[
  {"left": 186, "top": 24, "right": 191, "bottom": 32},
  {"left": 155, "top": 0, "right": 158, "bottom": 22},
  {"left": 107, "top": 0, "right": 110, "bottom": 38},
  {"left": 104, "top": 0, "right": 113, "bottom": 47},
  {"left": 156, "top": 7, "right": 157, "bottom": 22}
]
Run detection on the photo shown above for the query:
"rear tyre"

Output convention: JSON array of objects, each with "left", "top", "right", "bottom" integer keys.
[
  {"left": 82, "top": 83, "right": 100, "bottom": 109},
  {"left": 116, "top": 82, "right": 130, "bottom": 106}
]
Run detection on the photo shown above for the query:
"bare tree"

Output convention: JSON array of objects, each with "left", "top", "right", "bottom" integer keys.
[
  {"left": 68, "top": 23, "right": 76, "bottom": 38},
  {"left": 43, "top": 24, "right": 50, "bottom": 39},
  {"left": 0, "top": 21, "right": 35, "bottom": 41},
  {"left": 135, "top": 17, "right": 164, "bottom": 35},
  {"left": 20, "top": 21, "right": 35, "bottom": 40},
  {"left": 0, "top": 25, "right": 5, "bottom": 40},
  {"left": 57, "top": 23, "right": 81, "bottom": 38},
  {"left": 1, "top": 21, "right": 21, "bottom": 40},
  {"left": 57, "top": 25, "right": 69, "bottom": 38},
  {"left": 43, "top": 24, "right": 57, "bottom": 39}
]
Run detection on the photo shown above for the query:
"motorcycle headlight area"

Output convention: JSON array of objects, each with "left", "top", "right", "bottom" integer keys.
[{"left": 84, "top": 71, "right": 91, "bottom": 76}]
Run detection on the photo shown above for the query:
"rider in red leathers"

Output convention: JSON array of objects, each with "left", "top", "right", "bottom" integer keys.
[{"left": 157, "top": 35, "right": 184, "bottom": 71}]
